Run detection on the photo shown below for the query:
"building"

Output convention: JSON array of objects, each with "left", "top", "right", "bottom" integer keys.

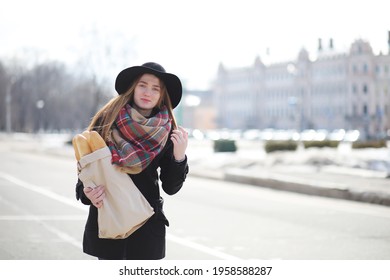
[
  {"left": 175, "top": 89, "right": 216, "bottom": 131},
  {"left": 214, "top": 35, "right": 390, "bottom": 139}
]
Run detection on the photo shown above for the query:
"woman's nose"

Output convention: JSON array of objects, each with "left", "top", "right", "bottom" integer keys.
[{"left": 143, "top": 87, "right": 152, "bottom": 95}]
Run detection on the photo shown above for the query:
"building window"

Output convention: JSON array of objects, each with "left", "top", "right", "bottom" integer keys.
[
  {"left": 363, "top": 64, "right": 368, "bottom": 73},
  {"left": 376, "top": 105, "right": 382, "bottom": 118},
  {"left": 363, "top": 104, "right": 368, "bottom": 115},
  {"left": 353, "top": 65, "right": 358, "bottom": 74},
  {"left": 363, "top": 84, "right": 368, "bottom": 94},
  {"left": 352, "top": 84, "right": 357, "bottom": 94}
]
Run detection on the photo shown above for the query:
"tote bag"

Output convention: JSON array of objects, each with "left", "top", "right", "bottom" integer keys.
[{"left": 78, "top": 147, "right": 154, "bottom": 239}]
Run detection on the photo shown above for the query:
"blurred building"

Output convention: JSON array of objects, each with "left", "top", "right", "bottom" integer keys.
[
  {"left": 214, "top": 35, "right": 390, "bottom": 139},
  {"left": 175, "top": 89, "right": 216, "bottom": 130}
]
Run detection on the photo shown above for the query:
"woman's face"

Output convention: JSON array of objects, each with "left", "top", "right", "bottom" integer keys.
[{"left": 133, "top": 73, "right": 162, "bottom": 116}]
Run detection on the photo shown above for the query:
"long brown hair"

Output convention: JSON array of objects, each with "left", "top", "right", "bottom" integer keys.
[{"left": 88, "top": 75, "right": 178, "bottom": 141}]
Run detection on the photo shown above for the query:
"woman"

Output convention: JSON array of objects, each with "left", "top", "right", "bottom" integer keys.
[{"left": 75, "top": 62, "right": 189, "bottom": 260}]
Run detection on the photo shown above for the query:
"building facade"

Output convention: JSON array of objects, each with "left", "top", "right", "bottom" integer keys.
[
  {"left": 176, "top": 89, "right": 216, "bottom": 131},
  {"left": 214, "top": 38, "right": 390, "bottom": 139}
]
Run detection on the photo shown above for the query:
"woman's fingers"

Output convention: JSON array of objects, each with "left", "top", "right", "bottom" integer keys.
[
  {"left": 171, "top": 127, "right": 188, "bottom": 142},
  {"left": 84, "top": 185, "right": 105, "bottom": 208},
  {"left": 179, "top": 126, "right": 189, "bottom": 138},
  {"left": 171, "top": 126, "right": 188, "bottom": 161}
]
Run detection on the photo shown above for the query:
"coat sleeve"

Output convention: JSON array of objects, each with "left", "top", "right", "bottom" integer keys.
[
  {"left": 75, "top": 178, "right": 92, "bottom": 205},
  {"left": 159, "top": 141, "right": 189, "bottom": 195}
]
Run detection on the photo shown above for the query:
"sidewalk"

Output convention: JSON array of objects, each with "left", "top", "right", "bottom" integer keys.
[{"left": 187, "top": 140, "right": 390, "bottom": 207}]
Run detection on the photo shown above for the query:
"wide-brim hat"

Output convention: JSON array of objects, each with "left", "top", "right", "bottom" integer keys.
[{"left": 115, "top": 62, "right": 182, "bottom": 109}]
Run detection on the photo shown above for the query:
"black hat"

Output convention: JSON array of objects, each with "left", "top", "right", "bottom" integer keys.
[{"left": 115, "top": 62, "right": 182, "bottom": 108}]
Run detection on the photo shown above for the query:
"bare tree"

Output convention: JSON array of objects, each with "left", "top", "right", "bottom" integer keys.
[
  {"left": 0, "top": 26, "right": 136, "bottom": 133},
  {"left": 0, "top": 59, "right": 111, "bottom": 133}
]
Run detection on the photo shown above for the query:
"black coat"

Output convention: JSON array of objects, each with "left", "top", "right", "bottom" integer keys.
[{"left": 75, "top": 137, "right": 189, "bottom": 260}]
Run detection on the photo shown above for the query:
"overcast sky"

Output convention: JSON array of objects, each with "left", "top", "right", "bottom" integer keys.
[{"left": 1, "top": 0, "right": 389, "bottom": 90}]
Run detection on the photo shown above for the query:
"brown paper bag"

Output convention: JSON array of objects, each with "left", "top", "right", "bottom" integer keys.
[{"left": 78, "top": 147, "right": 154, "bottom": 239}]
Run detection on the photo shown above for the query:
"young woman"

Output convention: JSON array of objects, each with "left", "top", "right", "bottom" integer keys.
[{"left": 75, "top": 62, "right": 189, "bottom": 260}]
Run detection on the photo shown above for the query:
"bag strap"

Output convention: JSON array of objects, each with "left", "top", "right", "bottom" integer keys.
[{"left": 78, "top": 147, "right": 112, "bottom": 170}]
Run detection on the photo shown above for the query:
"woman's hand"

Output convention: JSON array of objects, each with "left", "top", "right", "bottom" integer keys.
[
  {"left": 84, "top": 185, "right": 105, "bottom": 208},
  {"left": 170, "top": 126, "right": 188, "bottom": 162}
]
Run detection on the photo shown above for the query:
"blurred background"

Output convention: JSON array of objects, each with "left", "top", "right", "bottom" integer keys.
[
  {"left": 1, "top": 0, "right": 390, "bottom": 140},
  {"left": 0, "top": 0, "right": 390, "bottom": 260}
]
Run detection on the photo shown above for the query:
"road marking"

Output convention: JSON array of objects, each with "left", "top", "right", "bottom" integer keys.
[
  {"left": 0, "top": 192, "right": 82, "bottom": 250},
  {"left": 0, "top": 172, "right": 241, "bottom": 260},
  {"left": 0, "top": 172, "right": 85, "bottom": 211},
  {"left": 0, "top": 172, "right": 86, "bottom": 211},
  {"left": 166, "top": 234, "right": 240, "bottom": 260},
  {"left": 0, "top": 215, "right": 86, "bottom": 221},
  {"left": 41, "top": 221, "right": 82, "bottom": 249}
]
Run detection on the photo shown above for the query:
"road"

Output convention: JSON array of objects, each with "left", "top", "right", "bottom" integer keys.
[{"left": 0, "top": 142, "right": 389, "bottom": 260}]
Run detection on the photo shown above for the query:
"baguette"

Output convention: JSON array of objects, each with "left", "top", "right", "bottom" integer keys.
[
  {"left": 73, "top": 134, "right": 92, "bottom": 159},
  {"left": 89, "top": 131, "right": 107, "bottom": 151},
  {"left": 81, "top": 130, "right": 91, "bottom": 142},
  {"left": 72, "top": 137, "right": 81, "bottom": 161}
]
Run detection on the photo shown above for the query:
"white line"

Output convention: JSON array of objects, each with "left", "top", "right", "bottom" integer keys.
[
  {"left": 0, "top": 190, "right": 83, "bottom": 250},
  {"left": 0, "top": 172, "right": 241, "bottom": 260},
  {"left": 0, "top": 172, "right": 85, "bottom": 211},
  {"left": 166, "top": 234, "right": 241, "bottom": 260},
  {"left": 0, "top": 215, "right": 86, "bottom": 221},
  {"left": 40, "top": 221, "right": 82, "bottom": 249}
]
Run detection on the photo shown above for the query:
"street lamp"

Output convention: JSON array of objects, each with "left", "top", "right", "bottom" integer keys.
[
  {"left": 5, "top": 77, "right": 14, "bottom": 133},
  {"left": 36, "top": 100, "right": 45, "bottom": 132}
]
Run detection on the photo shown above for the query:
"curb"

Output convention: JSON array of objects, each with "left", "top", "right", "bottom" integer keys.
[{"left": 189, "top": 168, "right": 390, "bottom": 207}]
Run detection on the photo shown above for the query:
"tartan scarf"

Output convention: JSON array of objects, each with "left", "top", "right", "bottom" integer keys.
[{"left": 108, "top": 104, "right": 172, "bottom": 174}]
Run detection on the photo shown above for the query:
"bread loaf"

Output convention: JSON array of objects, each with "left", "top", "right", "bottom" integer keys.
[
  {"left": 81, "top": 130, "right": 91, "bottom": 142},
  {"left": 73, "top": 134, "right": 92, "bottom": 159},
  {"left": 72, "top": 130, "right": 106, "bottom": 161},
  {"left": 89, "top": 131, "right": 107, "bottom": 151},
  {"left": 72, "top": 137, "right": 81, "bottom": 161}
]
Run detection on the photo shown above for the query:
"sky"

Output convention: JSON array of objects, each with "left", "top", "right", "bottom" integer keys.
[{"left": 0, "top": 0, "right": 389, "bottom": 90}]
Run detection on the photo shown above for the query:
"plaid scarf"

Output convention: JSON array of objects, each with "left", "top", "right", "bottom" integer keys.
[{"left": 108, "top": 104, "right": 172, "bottom": 174}]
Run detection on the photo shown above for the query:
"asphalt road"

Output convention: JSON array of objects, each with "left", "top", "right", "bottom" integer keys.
[{"left": 0, "top": 143, "right": 390, "bottom": 260}]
